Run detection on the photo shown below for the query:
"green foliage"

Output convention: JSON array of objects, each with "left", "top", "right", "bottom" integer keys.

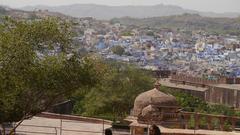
[
  {"left": 146, "top": 31, "right": 154, "bottom": 36},
  {"left": 207, "top": 104, "right": 236, "bottom": 116},
  {"left": 162, "top": 87, "right": 239, "bottom": 115},
  {"left": 121, "top": 31, "right": 133, "bottom": 36},
  {"left": 174, "top": 92, "right": 209, "bottom": 112},
  {"left": 109, "top": 18, "right": 120, "bottom": 25},
  {"left": 160, "top": 87, "right": 209, "bottom": 112},
  {"left": 28, "top": 13, "right": 39, "bottom": 20},
  {"left": 111, "top": 45, "right": 125, "bottom": 56},
  {"left": 188, "top": 115, "right": 195, "bottom": 129},
  {"left": 0, "top": 17, "right": 99, "bottom": 123},
  {"left": 73, "top": 61, "right": 154, "bottom": 120}
]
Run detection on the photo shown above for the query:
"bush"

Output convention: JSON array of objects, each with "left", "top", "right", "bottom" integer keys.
[{"left": 111, "top": 46, "right": 125, "bottom": 56}]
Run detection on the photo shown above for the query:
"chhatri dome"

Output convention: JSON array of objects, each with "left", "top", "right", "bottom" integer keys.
[{"left": 132, "top": 81, "right": 178, "bottom": 117}]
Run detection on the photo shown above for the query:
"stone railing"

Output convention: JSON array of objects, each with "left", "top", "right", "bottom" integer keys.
[
  {"left": 134, "top": 110, "right": 240, "bottom": 132},
  {"left": 181, "top": 112, "right": 240, "bottom": 131}
]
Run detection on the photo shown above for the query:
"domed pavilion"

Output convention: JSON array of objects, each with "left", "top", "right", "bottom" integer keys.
[
  {"left": 127, "top": 81, "right": 181, "bottom": 135},
  {"left": 132, "top": 82, "right": 178, "bottom": 117}
]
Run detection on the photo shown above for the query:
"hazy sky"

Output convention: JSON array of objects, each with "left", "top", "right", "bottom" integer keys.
[{"left": 1, "top": 0, "right": 240, "bottom": 13}]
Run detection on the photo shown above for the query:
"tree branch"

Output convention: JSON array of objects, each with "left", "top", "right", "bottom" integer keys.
[{"left": 9, "top": 113, "right": 32, "bottom": 135}]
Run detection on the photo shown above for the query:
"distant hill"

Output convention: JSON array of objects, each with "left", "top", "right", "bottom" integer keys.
[
  {"left": 21, "top": 4, "right": 240, "bottom": 20},
  {"left": 0, "top": 5, "right": 71, "bottom": 19},
  {"left": 0, "top": 6, "right": 8, "bottom": 16},
  {"left": 111, "top": 14, "right": 240, "bottom": 35}
]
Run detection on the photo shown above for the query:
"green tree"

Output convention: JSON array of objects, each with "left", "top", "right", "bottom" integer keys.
[
  {"left": 146, "top": 31, "right": 154, "bottom": 36},
  {"left": 73, "top": 62, "right": 154, "bottom": 120},
  {"left": 121, "top": 31, "right": 133, "bottom": 36},
  {"left": 111, "top": 45, "right": 125, "bottom": 56},
  {"left": 0, "top": 17, "right": 99, "bottom": 133}
]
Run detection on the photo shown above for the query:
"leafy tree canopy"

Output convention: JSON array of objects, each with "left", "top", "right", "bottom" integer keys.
[
  {"left": 73, "top": 61, "right": 154, "bottom": 120},
  {"left": 111, "top": 45, "right": 125, "bottom": 56},
  {"left": 0, "top": 17, "right": 100, "bottom": 124}
]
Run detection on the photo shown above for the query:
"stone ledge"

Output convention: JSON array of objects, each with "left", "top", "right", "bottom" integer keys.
[{"left": 37, "top": 112, "right": 112, "bottom": 125}]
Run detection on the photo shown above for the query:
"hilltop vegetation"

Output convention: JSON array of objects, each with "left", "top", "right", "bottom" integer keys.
[
  {"left": 111, "top": 14, "right": 240, "bottom": 35},
  {"left": 0, "top": 6, "right": 70, "bottom": 20}
]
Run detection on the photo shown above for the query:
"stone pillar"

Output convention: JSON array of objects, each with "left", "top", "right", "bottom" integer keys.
[
  {"left": 183, "top": 114, "right": 191, "bottom": 129},
  {"left": 206, "top": 116, "right": 212, "bottom": 130},
  {"left": 219, "top": 117, "right": 226, "bottom": 131},
  {"left": 160, "top": 110, "right": 164, "bottom": 121},
  {"left": 234, "top": 90, "right": 238, "bottom": 108},
  {"left": 134, "top": 127, "right": 145, "bottom": 135},
  {"left": 194, "top": 113, "right": 200, "bottom": 130},
  {"left": 130, "top": 127, "right": 134, "bottom": 135},
  {"left": 231, "top": 118, "right": 236, "bottom": 131},
  {"left": 0, "top": 124, "right": 2, "bottom": 132}
]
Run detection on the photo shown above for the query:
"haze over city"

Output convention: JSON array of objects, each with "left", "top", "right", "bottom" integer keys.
[{"left": 1, "top": 0, "right": 240, "bottom": 13}]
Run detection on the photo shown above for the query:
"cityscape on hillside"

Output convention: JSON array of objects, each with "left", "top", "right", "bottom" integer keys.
[{"left": 0, "top": 0, "right": 240, "bottom": 135}]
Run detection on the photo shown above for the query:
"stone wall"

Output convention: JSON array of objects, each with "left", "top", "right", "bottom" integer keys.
[
  {"left": 168, "top": 72, "right": 240, "bottom": 108},
  {"left": 168, "top": 73, "right": 240, "bottom": 109},
  {"left": 226, "top": 78, "right": 240, "bottom": 84},
  {"left": 171, "top": 74, "right": 227, "bottom": 86},
  {"left": 206, "top": 86, "right": 240, "bottom": 108},
  {"left": 171, "top": 74, "right": 240, "bottom": 85}
]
